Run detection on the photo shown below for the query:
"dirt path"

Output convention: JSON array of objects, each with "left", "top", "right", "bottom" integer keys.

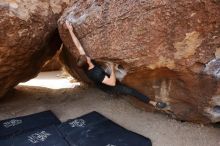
[{"left": 0, "top": 72, "right": 219, "bottom": 146}]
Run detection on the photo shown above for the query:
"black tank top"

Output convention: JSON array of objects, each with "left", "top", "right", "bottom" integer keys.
[{"left": 86, "top": 65, "right": 106, "bottom": 85}]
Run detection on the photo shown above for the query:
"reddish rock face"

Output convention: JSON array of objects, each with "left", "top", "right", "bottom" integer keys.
[
  {"left": 0, "top": 0, "right": 70, "bottom": 97},
  {"left": 58, "top": 0, "right": 220, "bottom": 123}
]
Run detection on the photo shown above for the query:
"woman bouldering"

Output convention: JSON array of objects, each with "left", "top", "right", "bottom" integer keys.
[{"left": 65, "top": 21, "right": 166, "bottom": 109}]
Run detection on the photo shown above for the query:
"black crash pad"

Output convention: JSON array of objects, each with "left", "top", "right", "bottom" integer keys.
[
  {"left": 0, "top": 125, "right": 69, "bottom": 146},
  {"left": 58, "top": 111, "right": 152, "bottom": 146},
  {"left": 0, "top": 110, "right": 61, "bottom": 139}
]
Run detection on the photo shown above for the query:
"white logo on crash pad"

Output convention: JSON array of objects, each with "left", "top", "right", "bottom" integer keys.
[
  {"left": 3, "top": 119, "right": 22, "bottom": 128},
  {"left": 69, "top": 119, "right": 86, "bottom": 128},
  {"left": 28, "top": 131, "right": 51, "bottom": 144},
  {"left": 106, "top": 144, "right": 116, "bottom": 146}
]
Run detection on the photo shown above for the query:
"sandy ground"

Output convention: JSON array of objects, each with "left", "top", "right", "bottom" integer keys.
[{"left": 0, "top": 71, "right": 220, "bottom": 146}]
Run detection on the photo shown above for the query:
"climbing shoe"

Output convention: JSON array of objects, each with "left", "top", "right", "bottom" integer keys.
[{"left": 156, "top": 102, "right": 167, "bottom": 109}]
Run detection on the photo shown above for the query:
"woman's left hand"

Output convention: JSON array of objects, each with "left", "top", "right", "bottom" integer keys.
[{"left": 65, "top": 20, "right": 73, "bottom": 31}]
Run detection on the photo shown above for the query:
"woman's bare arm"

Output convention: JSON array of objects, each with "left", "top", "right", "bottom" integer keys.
[
  {"left": 65, "top": 21, "right": 86, "bottom": 55},
  {"left": 102, "top": 63, "right": 116, "bottom": 86}
]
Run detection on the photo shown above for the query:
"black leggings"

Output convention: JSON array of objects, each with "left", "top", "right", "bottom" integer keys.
[{"left": 98, "top": 83, "right": 150, "bottom": 103}]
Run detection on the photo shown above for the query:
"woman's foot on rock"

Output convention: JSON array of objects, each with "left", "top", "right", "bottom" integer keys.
[{"left": 156, "top": 102, "right": 167, "bottom": 109}]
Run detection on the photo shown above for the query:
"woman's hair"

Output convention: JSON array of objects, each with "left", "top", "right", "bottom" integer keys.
[{"left": 77, "top": 55, "right": 89, "bottom": 70}]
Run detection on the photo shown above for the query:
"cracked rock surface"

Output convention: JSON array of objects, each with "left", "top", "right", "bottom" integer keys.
[{"left": 58, "top": 0, "right": 220, "bottom": 123}]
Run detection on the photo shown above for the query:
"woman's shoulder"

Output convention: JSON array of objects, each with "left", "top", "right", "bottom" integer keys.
[{"left": 86, "top": 65, "right": 101, "bottom": 73}]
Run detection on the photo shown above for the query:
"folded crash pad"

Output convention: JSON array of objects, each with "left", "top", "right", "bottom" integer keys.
[
  {"left": 0, "top": 110, "right": 61, "bottom": 139},
  {"left": 58, "top": 111, "right": 152, "bottom": 146},
  {"left": 0, "top": 125, "right": 69, "bottom": 146}
]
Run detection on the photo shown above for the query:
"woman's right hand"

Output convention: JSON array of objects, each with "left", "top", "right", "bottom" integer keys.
[{"left": 109, "top": 62, "right": 115, "bottom": 71}]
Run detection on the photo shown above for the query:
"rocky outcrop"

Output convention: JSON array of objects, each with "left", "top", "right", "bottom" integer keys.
[
  {"left": 0, "top": 0, "right": 70, "bottom": 97},
  {"left": 58, "top": 0, "right": 220, "bottom": 123}
]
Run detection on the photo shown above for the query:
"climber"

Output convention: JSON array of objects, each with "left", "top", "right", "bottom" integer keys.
[{"left": 65, "top": 21, "right": 167, "bottom": 109}]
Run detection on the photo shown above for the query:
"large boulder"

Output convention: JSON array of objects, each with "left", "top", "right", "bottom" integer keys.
[
  {"left": 58, "top": 0, "right": 220, "bottom": 123},
  {"left": 0, "top": 0, "right": 70, "bottom": 97}
]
